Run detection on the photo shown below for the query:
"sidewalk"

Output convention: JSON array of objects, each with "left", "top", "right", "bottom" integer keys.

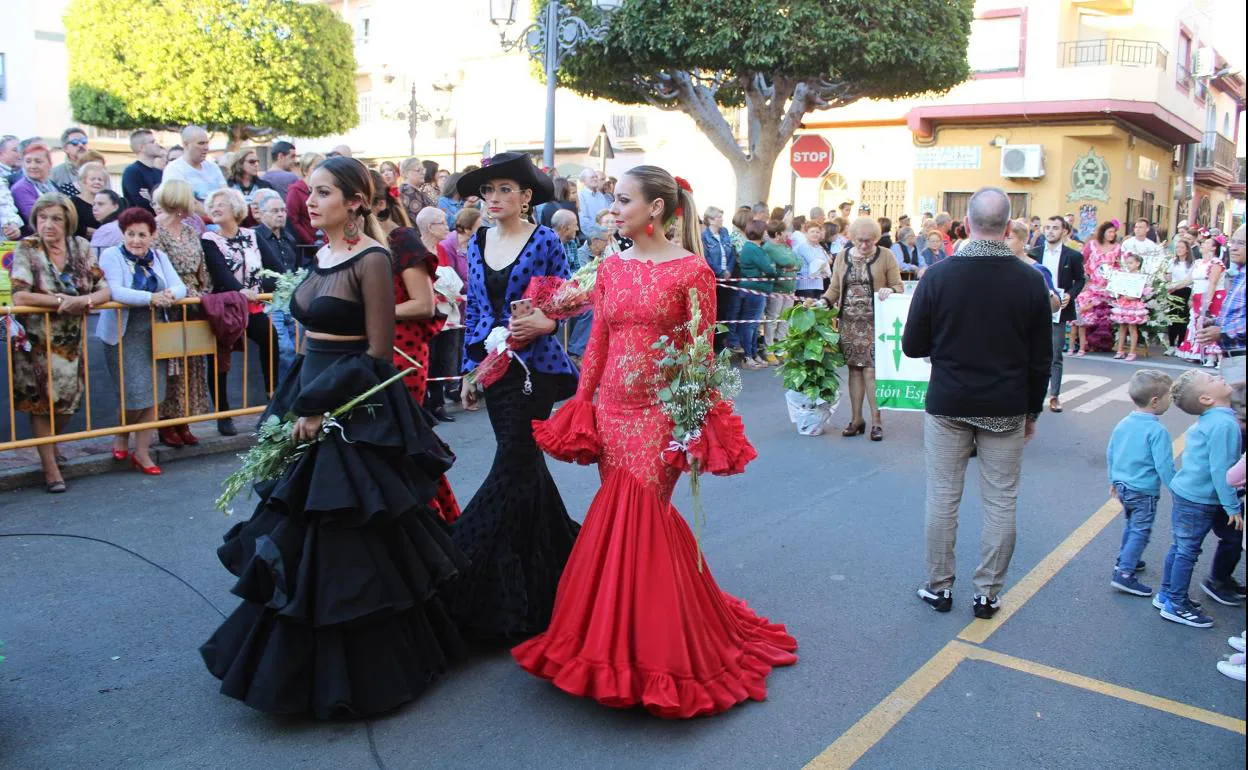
[{"left": 0, "top": 416, "right": 261, "bottom": 492}]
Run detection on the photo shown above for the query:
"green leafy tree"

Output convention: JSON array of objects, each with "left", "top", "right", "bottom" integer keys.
[
  {"left": 551, "top": 0, "right": 973, "bottom": 205},
  {"left": 65, "top": 0, "right": 357, "bottom": 148}
]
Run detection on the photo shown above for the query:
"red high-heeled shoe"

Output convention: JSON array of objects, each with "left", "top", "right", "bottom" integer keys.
[
  {"left": 177, "top": 425, "right": 199, "bottom": 446},
  {"left": 112, "top": 448, "right": 129, "bottom": 461},
  {"left": 130, "top": 453, "right": 162, "bottom": 476}
]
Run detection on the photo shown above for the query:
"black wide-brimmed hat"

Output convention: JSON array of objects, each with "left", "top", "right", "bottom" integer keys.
[{"left": 456, "top": 152, "right": 554, "bottom": 205}]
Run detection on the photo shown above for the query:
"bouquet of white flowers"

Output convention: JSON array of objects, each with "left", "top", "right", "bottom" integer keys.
[
  {"left": 652, "top": 288, "right": 752, "bottom": 570},
  {"left": 215, "top": 366, "right": 415, "bottom": 514}
]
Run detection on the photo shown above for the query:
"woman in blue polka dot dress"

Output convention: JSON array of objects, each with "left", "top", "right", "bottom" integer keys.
[{"left": 447, "top": 153, "right": 581, "bottom": 641}]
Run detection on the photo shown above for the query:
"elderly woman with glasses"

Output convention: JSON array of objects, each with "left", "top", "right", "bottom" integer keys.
[
  {"left": 822, "top": 216, "right": 904, "bottom": 441},
  {"left": 201, "top": 187, "right": 283, "bottom": 436},
  {"left": 398, "top": 157, "right": 436, "bottom": 226},
  {"left": 9, "top": 193, "right": 112, "bottom": 492}
]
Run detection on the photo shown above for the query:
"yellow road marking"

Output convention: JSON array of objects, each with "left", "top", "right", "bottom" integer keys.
[
  {"left": 959, "top": 435, "right": 1185, "bottom": 645},
  {"left": 807, "top": 435, "right": 1192, "bottom": 767},
  {"left": 803, "top": 642, "right": 966, "bottom": 770},
  {"left": 957, "top": 642, "right": 1246, "bottom": 735}
]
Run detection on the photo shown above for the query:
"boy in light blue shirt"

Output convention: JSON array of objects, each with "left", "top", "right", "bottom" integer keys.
[
  {"left": 1106, "top": 370, "right": 1175, "bottom": 597},
  {"left": 1157, "top": 370, "right": 1243, "bottom": 628}
]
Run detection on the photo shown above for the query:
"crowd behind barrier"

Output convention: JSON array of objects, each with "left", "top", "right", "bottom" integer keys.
[{"left": 1, "top": 296, "right": 279, "bottom": 452}]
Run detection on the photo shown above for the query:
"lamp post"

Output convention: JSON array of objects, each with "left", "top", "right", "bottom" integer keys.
[
  {"left": 488, "top": 0, "right": 621, "bottom": 169},
  {"left": 405, "top": 84, "right": 431, "bottom": 157}
]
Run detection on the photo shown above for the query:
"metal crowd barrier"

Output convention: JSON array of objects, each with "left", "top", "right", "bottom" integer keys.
[{"left": 1, "top": 296, "right": 280, "bottom": 451}]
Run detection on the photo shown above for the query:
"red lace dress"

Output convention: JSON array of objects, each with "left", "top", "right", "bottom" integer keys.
[
  {"left": 513, "top": 254, "right": 797, "bottom": 719},
  {"left": 390, "top": 228, "right": 461, "bottom": 524}
]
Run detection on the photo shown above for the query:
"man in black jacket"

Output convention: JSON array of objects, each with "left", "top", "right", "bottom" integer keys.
[
  {"left": 1029, "top": 216, "right": 1085, "bottom": 413},
  {"left": 903, "top": 187, "right": 1052, "bottom": 619}
]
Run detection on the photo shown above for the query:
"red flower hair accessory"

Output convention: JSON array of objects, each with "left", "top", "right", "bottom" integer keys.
[{"left": 673, "top": 176, "right": 693, "bottom": 217}]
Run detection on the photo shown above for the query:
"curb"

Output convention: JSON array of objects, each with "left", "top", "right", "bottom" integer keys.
[{"left": 0, "top": 432, "right": 256, "bottom": 493}]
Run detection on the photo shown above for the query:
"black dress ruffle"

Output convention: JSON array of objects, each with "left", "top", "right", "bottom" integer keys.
[
  {"left": 200, "top": 339, "right": 468, "bottom": 719},
  {"left": 446, "top": 363, "right": 580, "bottom": 641}
]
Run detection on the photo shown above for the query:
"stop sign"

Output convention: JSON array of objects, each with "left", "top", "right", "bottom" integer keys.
[{"left": 790, "top": 134, "right": 833, "bottom": 178}]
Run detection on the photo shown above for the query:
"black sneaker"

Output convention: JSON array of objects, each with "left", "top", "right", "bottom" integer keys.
[
  {"left": 917, "top": 585, "right": 952, "bottom": 612},
  {"left": 1135, "top": 560, "right": 1146, "bottom": 573},
  {"left": 1201, "top": 579, "right": 1245, "bottom": 607},
  {"left": 972, "top": 595, "right": 1001, "bottom": 619}
]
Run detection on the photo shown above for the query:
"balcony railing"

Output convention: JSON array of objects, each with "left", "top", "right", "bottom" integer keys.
[
  {"left": 1196, "top": 132, "right": 1237, "bottom": 176},
  {"left": 1176, "top": 62, "right": 1193, "bottom": 90},
  {"left": 1057, "top": 38, "right": 1168, "bottom": 69}
]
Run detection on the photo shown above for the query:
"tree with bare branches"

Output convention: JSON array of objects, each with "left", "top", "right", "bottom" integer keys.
[{"left": 554, "top": 0, "right": 973, "bottom": 205}]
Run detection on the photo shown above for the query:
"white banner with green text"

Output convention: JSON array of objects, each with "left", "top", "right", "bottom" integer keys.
[{"left": 873, "top": 293, "right": 930, "bottom": 411}]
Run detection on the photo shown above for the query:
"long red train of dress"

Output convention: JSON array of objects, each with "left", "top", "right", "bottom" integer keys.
[{"left": 513, "top": 253, "right": 797, "bottom": 719}]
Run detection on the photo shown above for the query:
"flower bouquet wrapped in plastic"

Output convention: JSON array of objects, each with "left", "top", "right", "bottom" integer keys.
[{"left": 466, "top": 257, "right": 602, "bottom": 392}]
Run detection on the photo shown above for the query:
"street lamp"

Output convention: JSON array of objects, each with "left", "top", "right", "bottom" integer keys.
[
  {"left": 489, "top": 0, "right": 621, "bottom": 168},
  {"left": 403, "top": 84, "right": 431, "bottom": 157}
]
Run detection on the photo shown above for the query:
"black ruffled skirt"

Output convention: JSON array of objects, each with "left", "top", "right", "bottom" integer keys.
[{"left": 200, "top": 339, "right": 468, "bottom": 719}]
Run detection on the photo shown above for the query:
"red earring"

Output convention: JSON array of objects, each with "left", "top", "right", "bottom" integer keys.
[{"left": 645, "top": 220, "right": 655, "bottom": 236}]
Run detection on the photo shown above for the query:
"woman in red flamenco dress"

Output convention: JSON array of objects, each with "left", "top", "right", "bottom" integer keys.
[
  {"left": 389, "top": 225, "right": 461, "bottom": 525},
  {"left": 513, "top": 166, "right": 797, "bottom": 718}
]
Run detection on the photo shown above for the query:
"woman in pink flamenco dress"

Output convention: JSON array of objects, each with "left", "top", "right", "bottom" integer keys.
[
  {"left": 512, "top": 166, "right": 797, "bottom": 719},
  {"left": 1076, "top": 221, "right": 1120, "bottom": 353}
]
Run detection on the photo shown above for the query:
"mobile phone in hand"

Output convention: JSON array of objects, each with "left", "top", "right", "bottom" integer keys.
[{"left": 510, "top": 298, "right": 534, "bottom": 318}]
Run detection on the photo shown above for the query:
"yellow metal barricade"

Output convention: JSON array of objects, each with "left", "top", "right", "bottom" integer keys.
[{"left": 1, "top": 296, "right": 275, "bottom": 452}]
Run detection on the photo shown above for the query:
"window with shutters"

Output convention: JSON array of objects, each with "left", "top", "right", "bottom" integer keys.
[
  {"left": 941, "top": 192, "right": 972, "bottom": 221},
  {"left": 938, "top": 191, "right": 1027, "bottom": 222},
  {"left": 860, "top": 180, "right": 907, "bottom": 221},
  {"left": 1007, "top": 193, "right": 1030, "bottom": 219}
]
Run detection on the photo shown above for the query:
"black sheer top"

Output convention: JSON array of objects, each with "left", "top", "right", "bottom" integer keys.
[{"left": 289, "top": 246, "right": 395, "bottom": 359}]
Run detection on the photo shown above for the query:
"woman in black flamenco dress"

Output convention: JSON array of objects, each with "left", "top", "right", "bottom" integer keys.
[
  {"left": 447, "top": 154, "right": 580, "bottom": 642},
  {"left": 200, "top": 158, "right": 467, "bottom": 718}
]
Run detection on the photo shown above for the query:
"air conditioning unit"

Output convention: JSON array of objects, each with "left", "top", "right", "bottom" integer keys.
[
  {"left": 1192, "top": 47, "right": 1215, "bottom": 78},
  {"left": 1000, "top": 145, "right": 1044, "bottom": 178}
]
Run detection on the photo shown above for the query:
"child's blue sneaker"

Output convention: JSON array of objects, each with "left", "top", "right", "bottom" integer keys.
[
  {"left": 1160, "top": 600, "right": 1213, "bottom": 628},
  {"left": 1111, "top": 570, "right": 1153, "bottom": 596}
]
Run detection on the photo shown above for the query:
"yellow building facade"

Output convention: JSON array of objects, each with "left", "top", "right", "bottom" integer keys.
[{"left": 784, "top": 0, "right": 1244, "bottom": 238}]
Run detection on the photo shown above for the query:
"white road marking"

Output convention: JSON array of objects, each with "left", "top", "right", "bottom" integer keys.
[
  {"left": 1057, "top": 375, "right": 1112, "bottom": 406},
  {"left": 1070, "top": 356, "right": 1196, "bottom": 373},
  {"left": 1074, "top": 383, "right": 1134, "bottom": 413}
]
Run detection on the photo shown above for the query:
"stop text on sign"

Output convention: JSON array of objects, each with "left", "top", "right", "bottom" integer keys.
[{"left": 790, "top": 135, "right": 834, "bottom": 178}]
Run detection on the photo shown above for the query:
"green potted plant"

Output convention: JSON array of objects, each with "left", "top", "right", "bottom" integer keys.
[{"left": 768, "top": 303, "right": 845, "bottom": 435}]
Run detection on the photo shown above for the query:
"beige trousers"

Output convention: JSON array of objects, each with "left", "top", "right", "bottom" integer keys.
[{"left": 924, "top": 414, "right": 1026, "bottom": 599}]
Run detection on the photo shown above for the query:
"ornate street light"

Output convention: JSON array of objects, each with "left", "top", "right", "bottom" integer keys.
[
  {"left": 401, "top": 84, "right": 431, "bottom": 157},
  {"left": 489, "top": 0, "right": 621, "bottom": 168}
]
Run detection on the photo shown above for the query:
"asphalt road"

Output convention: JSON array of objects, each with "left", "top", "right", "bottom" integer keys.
[{"left": 1, "top": 353, "right": 1243, "bottom": 769}]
